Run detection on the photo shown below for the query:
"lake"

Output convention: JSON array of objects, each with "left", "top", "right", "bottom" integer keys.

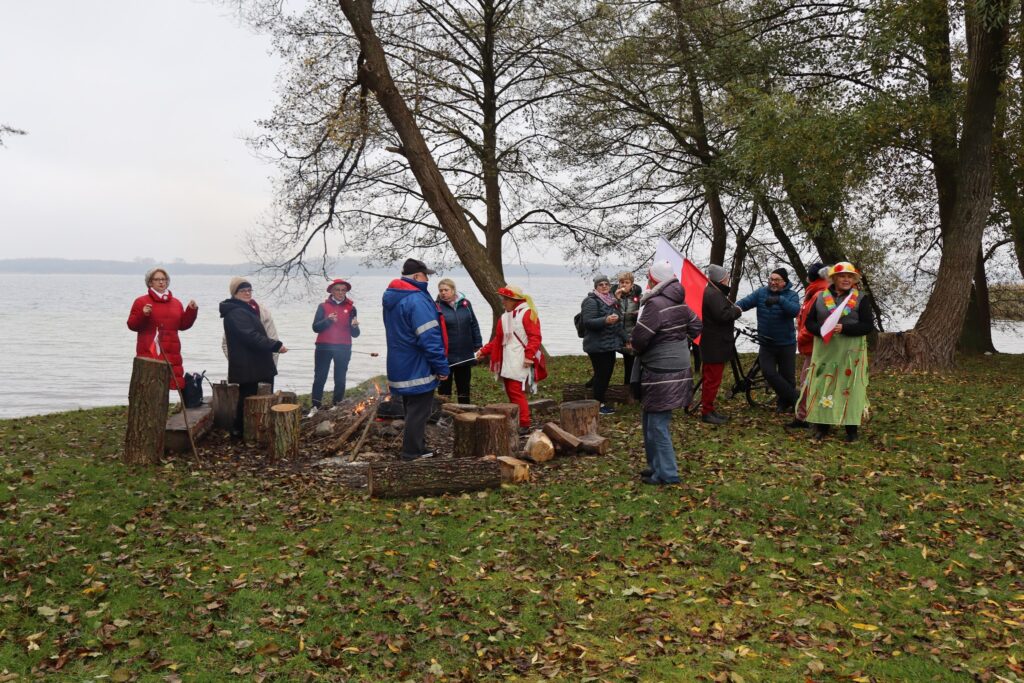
[{"left": 1, "top": 272, "right": 1021, "bottom": 418}]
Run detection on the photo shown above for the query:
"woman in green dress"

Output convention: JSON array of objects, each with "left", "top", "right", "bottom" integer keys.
[{"left": 800, "top": 262, "right": 874, "bottom": 442}]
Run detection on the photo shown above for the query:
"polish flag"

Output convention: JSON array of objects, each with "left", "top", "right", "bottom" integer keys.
[
  {"left": 652, "top": 237, "right": 708, "bottom": 343},
  {"left": 820, "top": 294, "right": 851, "bottom": 343}
]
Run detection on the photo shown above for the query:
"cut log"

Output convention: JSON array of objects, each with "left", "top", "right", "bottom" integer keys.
[
  {"left": 562, "top": 384, "right": 632, "bottom": 404},
  {"left": 452, "top": 412, "right": 480, "bottom": 458},
  {"left": 441, "top": 403, "right": 480, "bottom": 415},
  {"left": 165, "top": 401, "right": 214, "bottom": 454},
  {"left": 274, "top": 391, "right": 298, "bottom": 405},
  {"left": 475, "top": 414, "right": 512, "bottom": 459},
  {"left": 528, "top": 398, "right": 557, "bottom": 412},
  {"left": 367, "top": 458, "right": 503, "bottom": 499},
  {"left": 270, "top": 404, "right": 301, "bottom": 461},
  {"left": 257, "top": 382, "right": 273, "bottom": 396},
  {"left": 212, "top": 380, "right": 239, "bottom": 430},
  {"left": 482, "top": 403, "right": 520, "bottom": 453},
  {"left": 124, "top": 356, "right": 170, "bottom": 465},
  {"left": 496, "top": 456, "right": 531, "bottom": 483},
  {"left": 331, "top": 406, "right": 374, "bottom": 453},
  {"left": 244, "top": 395, "right": 275, "bottom": 446},
  {"left": 577, "top": 433, "right": 610, "bottom": 456},
  {"left": 560, "top": 400, "right": 600, "bottom": 437},
  {"left": 542, "top": 422, "right": 582, "bottom": 452},
  {"left": 522, "top": 431, "right": 555, "bottom": 463}
]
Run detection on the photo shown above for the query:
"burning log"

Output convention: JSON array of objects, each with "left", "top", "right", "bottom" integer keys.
[
  {"left": 270, "top": 404, "right": 301, "bottom": 461},
  {"left": 244, "top": 395, "right": 275, "bottom": 446},
  {"left": 559, "top": 400, "right": 600, "bottom": 437},
  {"left": 452, "top": 412, "right": 480, "bottom": 458},
  {"left": 331, "top": 403, "right": 376, "bottom": 453},
  {"left": 212, "top": 380, "right": 239, "bottom": 430},
  {"left": 475, "top": 414, "right": 513, "bottom": 459},
  {"left": 367, "top": 458, "right": 502, "bottom": 499},
  {"left": 347, "top": 402, "right": 380, "bottom": 463}
]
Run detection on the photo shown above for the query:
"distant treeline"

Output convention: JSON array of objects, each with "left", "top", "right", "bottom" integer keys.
[{"left": 0, "top": 257, "right": 576, "bottom": 278}]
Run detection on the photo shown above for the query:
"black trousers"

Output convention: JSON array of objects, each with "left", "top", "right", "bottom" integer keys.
[
  {"left": 587, "top": 351, "right": 617, "bottom": 403},
  {"left": 759, "top": 343, "right": 798, "bottom": 408},
  {"left": 401, "top": 390, "right": 434, "bottom": 457},
  {"left": 312, "top": 344, "right": 353, "bottom": 406},
  {"left": 234, "top": 379, "right": 273, "bottom": 435},
  {"left": 621, "top": 351, "right": 635, "bottom": 386},
  {"left": 437, "top": 363, "right": 473, "bottom": 405}
]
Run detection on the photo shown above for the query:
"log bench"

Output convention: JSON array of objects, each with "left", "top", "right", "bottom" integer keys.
[{"left": 165, "top": 400, "right": 214, "bottom": 454}]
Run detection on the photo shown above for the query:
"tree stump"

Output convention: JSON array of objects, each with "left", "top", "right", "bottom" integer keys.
[
  {"left": 368, "top": 458, "right": 503, "bottom": 498},
  {"left": 475, "top": 414, "right": 513, "bottom": 459},
  {"left": 244, "top": 395, "right": 275, "bottom": 446},
  {"left": 124, "top": 357, "right": 170, "bottom": 465},
  {"left": 212, "top": 380, "right": 239, "bottom": 430},
  {"left": 274, "top": 391, "right": 298, "bottom": 405},
  {"left": 270, "top": 404, "right": 301, "bottom": 461},
  {"left": 257, "top": 382, "right": 273, "bottom": 396},
  {"left": 482, "top": 403, "right": 520, "bottom": 452},
  {"left": 523, "top": 431, "right": 555, "bottom": 463},
  {"left": 559, "top": 400, "right": 600, "bottom": 436},
  {"left": 542, "top": 422, "right": 582, "bottom": 452},
  {"left": 452, "top": 412, "right": 480, "bottom": 458}
]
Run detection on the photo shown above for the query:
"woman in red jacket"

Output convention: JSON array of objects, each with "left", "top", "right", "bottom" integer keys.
[
  {"left": 789, "top": 262, "right": 828, "bottom": 427},
  {"left": 127, "top": 267, "right": 198, "bottom": 389}
]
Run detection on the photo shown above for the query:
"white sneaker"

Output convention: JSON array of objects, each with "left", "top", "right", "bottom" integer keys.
[{"left": 306, "top": 406, "right": 319, "bottom": 418}]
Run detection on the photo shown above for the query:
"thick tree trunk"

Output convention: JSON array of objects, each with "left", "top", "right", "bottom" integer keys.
[
  {"left": 475, "top": 413, "right": 513, "bottom": 459},
  {"left": 760, "top": 198, "right": 808, "bottom": 284},
  {"left": 124, "top": 357, "right": 170, "bottom": 465},
  {"left": 481, "top": 403, "right": 520, "bottom": 453},
  {"left": 452, "top": 412, "right": 480, "bottom": 458},
  {"left": 367, "top": 458, "right": 503, "bottom": 498},
  {"left": 338, "top": 0, "right": 507, "bottom": 320},
  {"left": 958, "top": 247, "right": 998, "bottom": 353},
  {"left": 270, "top": 404, "right": 302, "bottom": 461}
]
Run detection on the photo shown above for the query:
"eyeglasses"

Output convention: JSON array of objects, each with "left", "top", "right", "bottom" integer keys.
[
  {"left": 768, "top": 277, "right": 785, "bottom": 283},
  {"left": 596, "top": 282, "right": 611, "bottom": 287},
  {"left": 151, "top": 278, "right": 168, "bottom": 283},
  {"left": 237, "top": 287, "right": 253, "bottom": 293}
]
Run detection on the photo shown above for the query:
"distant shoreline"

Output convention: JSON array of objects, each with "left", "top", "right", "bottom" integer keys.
[{"left": 0, "top": 257, "right": 580, "bottom": 277}]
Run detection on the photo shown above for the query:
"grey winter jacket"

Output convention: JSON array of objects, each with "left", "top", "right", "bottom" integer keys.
[
  {"left": 629, "top": 279, "right": 703, "bottom": 412},
  {"left": 580, "top": 292, "right": 628, "bottom": 354}
]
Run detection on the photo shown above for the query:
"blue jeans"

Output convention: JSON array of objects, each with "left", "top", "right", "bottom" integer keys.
[
  {"left": 312, "top": 344, "right": 353, "bottom": 406},
  {"left": 642, "top": 410, "right": 679, "bottom": 483}
]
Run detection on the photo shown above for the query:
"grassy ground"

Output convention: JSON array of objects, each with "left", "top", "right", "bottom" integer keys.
[{"left": 1, "top": 354, "right": 1023, "bottom": 682}]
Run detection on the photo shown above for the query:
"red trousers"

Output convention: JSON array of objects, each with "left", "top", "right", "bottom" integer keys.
[
  {"left": 701, "top": 362, "right": 726, "bottom": 415},
  {"left": 503, "top": 378, "right": 531, "bottom": 427}
]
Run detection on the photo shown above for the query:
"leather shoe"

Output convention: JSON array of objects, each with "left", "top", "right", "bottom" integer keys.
[
  {"left": 701, "top": 412, "right": 727, "bottom": 425},
  {"left": 785, "top": 419, "right": 810, "bottom": 429},
  {"left": 640, "top": 468, "right": 653, "bottom": 478}
]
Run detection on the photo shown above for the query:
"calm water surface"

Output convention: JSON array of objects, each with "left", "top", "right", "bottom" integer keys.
[{"left": 1, "top": 273, "right": 1021, "bottom": 418}]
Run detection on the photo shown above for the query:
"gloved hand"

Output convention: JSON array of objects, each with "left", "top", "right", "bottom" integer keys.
[{"left": 766, "top": 294, "right": 780, "bottom": 306}]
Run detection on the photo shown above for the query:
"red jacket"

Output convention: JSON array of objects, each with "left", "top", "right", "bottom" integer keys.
[
  {"left": 797, "top": 279, "right": 829, "bottom": 356},
  {"left": 479, "top": 305, "right": 547, "bottom": 383},
  {"left": 127, "top": 290, "right": 197, "bottom": 389}
]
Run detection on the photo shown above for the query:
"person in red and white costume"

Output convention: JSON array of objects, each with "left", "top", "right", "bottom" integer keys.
[
  {"left": 476, "top": 285, "right": 547, "bottom": 431},
  {"left": 126, "top": 267, "right": 197, "bottom": 389}
]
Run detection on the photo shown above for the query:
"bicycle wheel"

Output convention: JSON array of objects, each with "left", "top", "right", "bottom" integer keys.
[
  {"left": 686, "top": 375, "right": 703, "bottom": 415},
  {"left": 744, "top": 363, "right": 776, "bottom": 409}
]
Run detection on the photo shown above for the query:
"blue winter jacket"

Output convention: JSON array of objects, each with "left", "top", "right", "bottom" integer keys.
[
  {"left": 437, "top": 293, "right": 483, "bottom": 365},
  {"left": 382, "top": 278, "right": 450, "bottom": 395},
  {"left": 736, "top": 283, "right": 800, "bottom": 346}
]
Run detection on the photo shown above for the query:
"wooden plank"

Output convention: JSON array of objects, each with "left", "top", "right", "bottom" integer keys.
[{"left": 165, "top": 400, "right": 214, "bottom": 454}]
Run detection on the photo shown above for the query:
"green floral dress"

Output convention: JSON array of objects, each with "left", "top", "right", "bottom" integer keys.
[{"left": 800, "top": 334, "right": 869, "bottom": 425}]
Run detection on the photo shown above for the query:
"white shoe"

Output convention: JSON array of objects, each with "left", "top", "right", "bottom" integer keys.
[{"left": 306, "top": 406, "right": 319, "bottom": 418}]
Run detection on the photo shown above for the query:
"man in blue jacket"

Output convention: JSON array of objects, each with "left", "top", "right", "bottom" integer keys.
[
  {"left": 736, "top": 267, "right": 801, "bottom": 412},
  {"left": 383, "top": 258, "right": 450, "bottom": 461}
]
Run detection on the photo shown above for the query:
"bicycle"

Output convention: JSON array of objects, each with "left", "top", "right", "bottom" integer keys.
[{"left": 687, "top": 326, "right": 776, "bottom": 415}]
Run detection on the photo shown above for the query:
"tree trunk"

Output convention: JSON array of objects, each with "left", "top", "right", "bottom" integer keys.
[
  {"left": 760, "top": 198, "right": 808, "bottom": 283},
  {"left": 338, "top": 0, "right": 507, "bottom": 320},
  {"left": 452, "top": 412, "right": 480, "bottom": 458},
  {"left": 559, "top": 400, "right": 599, "bottom": 437},
  {"left": 123, "top": 357, "right": 170, "bottom": 465},
  {"left": 901, "top": 0, "right": 1011, "bottom": 370},
  {"left": 244, "top": 395, "right": 275, "bottom": 446},
  {"left": 367, "top": 458, "right": 503, "bottom": 498},
  {"left": 270, "top": 404, "right": 302, "bottom": 461},
  {"left": 212, "top": 381, "right": 238, "bottom": 430},
  {"left": 475, "top": 413, "right": 513, "bottom": 459},
  {"left": 958, "top": 247, "right": 998, "bottom": 353}
]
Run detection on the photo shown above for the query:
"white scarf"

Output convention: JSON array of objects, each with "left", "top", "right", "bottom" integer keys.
[{"left": 150, "top": 288, "right": 170, "bottom": 302}]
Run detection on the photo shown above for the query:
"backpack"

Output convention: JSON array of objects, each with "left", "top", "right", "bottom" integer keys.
[
  {"left": 182, "top": 371, "right": 206, "bottom": 409},
  {"left": 573, "top": 311, "right": 585, "bottom": 338}
]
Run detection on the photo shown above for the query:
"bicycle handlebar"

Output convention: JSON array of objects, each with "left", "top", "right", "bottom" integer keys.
[{"left": 735, "top": 325, "right": 775, "bottom": 345}]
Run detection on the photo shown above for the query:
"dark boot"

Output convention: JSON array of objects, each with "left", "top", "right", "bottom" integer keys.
[
  {"left": 810, "top": 424, "right": 830, "bottom": 441},
  {"left": 844, "top": 425, "right": 859, "bottom": 443},
  {"left": 785, "top": 418, "right": 810, "bottom": 429}
]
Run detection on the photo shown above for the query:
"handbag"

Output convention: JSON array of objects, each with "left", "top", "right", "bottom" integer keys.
[{"left": 182, "top": 371, "right": 206, "bottom": 409}]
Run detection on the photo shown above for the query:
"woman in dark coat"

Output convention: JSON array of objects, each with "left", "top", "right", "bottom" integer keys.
[
  {"left": 629, "top": 261, "right": 703, "bottom": 485},
  {"left": 697, "top": 264, "right": 742, "bottom": 424},
  {"left": 220, "top": 278, "right": 288, "bottom": 436},
  {"left": 581, "top": 273, "right": 628, "bottom": 414},
  {"left": 436, "top": 277, "right": 483, "bottom": 405}
]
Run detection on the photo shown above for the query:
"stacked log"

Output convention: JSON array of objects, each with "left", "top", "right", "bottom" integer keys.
[
  {"left": 124, "top": 357, "right": 170, "bottom": 465},
  {"left": 367, "top": 458, "right": 502, "bottom": 499},
  {"left": 270, "top": 404, "right": 301, "bottom": 461}
]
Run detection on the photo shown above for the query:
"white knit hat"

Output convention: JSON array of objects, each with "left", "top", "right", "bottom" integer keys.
[{"left": 648, "top": 260, "right": 676, "bottom": 284}]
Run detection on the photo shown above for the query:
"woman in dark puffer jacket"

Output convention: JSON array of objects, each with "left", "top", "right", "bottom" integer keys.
[
  {"left": 436, "top": 278, "right": 483, "bottom": 405},
  {"left": 629, "top": 261, "right": 703, "bottom": 485},
  {"left": 580, "top": 273, "right": 628, "bottom": 414}
]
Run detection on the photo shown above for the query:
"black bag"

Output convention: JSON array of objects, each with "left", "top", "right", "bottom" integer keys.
[
  {"left": 573, "top": 311, "right": 585, "bottom": 338},
  {"left": 182, "top": 371, "right": 206, "bottom": 409}
]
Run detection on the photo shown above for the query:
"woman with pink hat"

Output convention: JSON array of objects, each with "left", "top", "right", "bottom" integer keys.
[{"left": 310, "top": 278, "right": 361, "bottom": 412}]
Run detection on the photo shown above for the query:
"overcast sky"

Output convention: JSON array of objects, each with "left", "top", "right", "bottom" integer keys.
[{"left": 1, "top": 1, "right": 282, "bottom": 264}]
